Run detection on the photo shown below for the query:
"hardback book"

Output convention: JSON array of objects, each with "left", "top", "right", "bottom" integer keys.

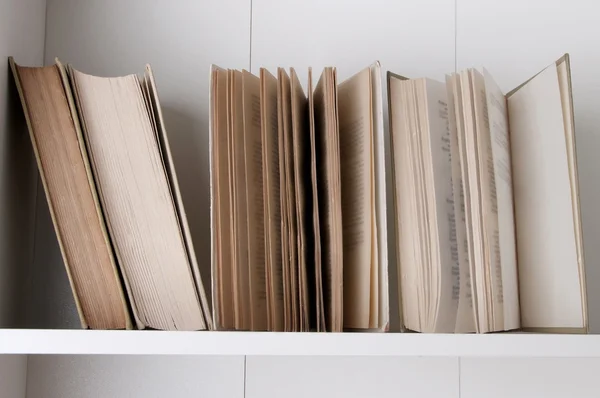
[
  {"left": 9, "top": 57, "right": 131, "bottom": 330},
  {"left": 12, "top": 58, "right": 213, "bottom": 330},
  {"left": 210, "top": 62, "right": 389, "bottom": 332},
  {"left": 388, "top": 54, "right": 587, "bottom": 333},
  {"left": 66, "top": 63, "right": 212, "bottom": 331}
]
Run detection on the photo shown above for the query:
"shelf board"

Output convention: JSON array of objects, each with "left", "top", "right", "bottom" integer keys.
[{"left": 3, "top": 329, "right": 600, "bottom": 356}]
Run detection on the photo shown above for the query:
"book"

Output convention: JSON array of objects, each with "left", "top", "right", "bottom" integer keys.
[
  {"left": 9, "top": 57, "right": 131, "bottom": 330},
  {"left": 210, "top": 62, "right": 389, "bottom": 331},
  {"left": 388, "top": 54, "right": 586, "bottom": 333},
  {"left": 66, "top": 63, "right": 212, "bottom": 331}
]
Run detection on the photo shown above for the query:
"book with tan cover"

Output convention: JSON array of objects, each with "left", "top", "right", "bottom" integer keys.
[{"left": 9, "top": 57, "right": 131, "bottom": 330}]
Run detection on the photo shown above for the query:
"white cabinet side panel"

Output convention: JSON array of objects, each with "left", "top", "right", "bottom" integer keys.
[
  {"left": 26, "top": 355, "right": 244, "bottom": 398},
  {"left": 246, "top": 356, "right": 459, "bottom": 398},
  {"left": 461, "top": 357, "right": 600, "bottom": 398}
]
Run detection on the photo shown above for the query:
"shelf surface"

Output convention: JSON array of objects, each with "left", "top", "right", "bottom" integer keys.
[{"left": 3, "top": 329, "right": 600, "bottom": 356}]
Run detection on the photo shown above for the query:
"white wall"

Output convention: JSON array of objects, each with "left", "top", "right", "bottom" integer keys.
[{"left": 0, "top": 0, "right": 45, "bottom": 328}]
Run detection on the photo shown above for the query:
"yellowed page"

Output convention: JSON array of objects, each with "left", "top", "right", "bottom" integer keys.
[
  {"left": 389, "top": 77, "right": 419, "bottom": 331},
  {"left": 556, "top": 58, "right": 587, "bottom": 328},
  {"left": 212, "top": 68, "right": 235, "bottom": 329},
  {"left": 370, "top": 63, "right": 388, "bottom": 330},
  {"left": 338, "top": 68, "right": 372, "bottom": 329},
  {"left": 290, "top": 68, "right": 310, "bottom": 331},
  {"left": 277, "top": 68, "right": 292, "bottom": 331},
  {"left": 308, "top": 68, "right": 325, "bottom": 331},
  {"left": 470, "top": 70, "right": 504, "bottom": 331},
  {"left": 508, "top": 64, "right": 583, "bottom": 329},
  {"left": 314, "top": 68, "right": 343, "bottom": 331},
  {"left": 445, "top": 74, "right": 475, "bottom": 333},
  {"left": 422, "top": 79, "right": 461, "bottom": 333},
  {"left": 483, "top": 69, "right": 519, "bottom": 331},
  {"left": 279, "top": 68, "right": 298, "bottom": 331},
  {"left": 72, "top": 69, "right": 204, "bottom": 330},
  {"left": 242, "top": 70, "right": 267, "bottom": 330},
  {"left": 229, "top": 70, "right": 251, "bottom": 330},
  {"left": 261, "top": 68, "right": 284, "bottom": 331}
]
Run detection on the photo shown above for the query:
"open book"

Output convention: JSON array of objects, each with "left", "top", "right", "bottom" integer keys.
[
  {"left": 388, "top": 54, "right": 586, "bottom": 333},
  {"left": 210, "top": 63, "right": 389, "bottom": 331}
]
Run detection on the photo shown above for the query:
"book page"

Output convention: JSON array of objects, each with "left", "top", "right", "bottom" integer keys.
[
  {"left": 338, "top": 68, "right": 372, "bottom": 329},
  {"left": 290, "top": 68, "right": 310, "bottom": 331},
  {"left": 445, "top": 74, "right": 475, "bottom": 333},
  {"left": 212, "top": 68, "right": 235, "bottom": 329},
  {"left": 483, "top": 69, "right": 519, "bottom": 330},
  {"left": 229, "top": 70, "right": 251, "bottom": 330},
  {"left": 424, "top": 79, "right": 460, "bottom": 333},
  {"left": 242, "top": 70, "right": 267, "bottom": 330},
  {"left": 389, "top": 76, "right": 419, "bottom": 331},
  {"left": 308, "top": 68, "right": 325, "bottom": 331},
  {"left": 261, "top": 68, "right": 284, "bottom": 331},
  {"left": 556, "top": 58, "right": 587, "bottom": 328},
  {"left": 371, "top": 63, "right": 388, "bottom": 330},
  {"left": 471, "top": 70, "right": 504, "bottom": 331},
  {"left": 314, "top": 68, "right": 342, "bottom": 331},
  {"left": 279, "top": 68, "right": 298, "bottom": 330},
  {"left": 508, "top": 64, "right": 583, "bottom": 328},
  {"left": 460, "top": 70, "right": 487, "bottom": 332}
]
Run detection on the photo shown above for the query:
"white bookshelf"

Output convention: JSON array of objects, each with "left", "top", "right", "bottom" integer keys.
[
  {"left": 3, "top": 0, "right": 600, "bottom": 397},
  {"left": 1, "top": 329, "right": 599, "bottom": 357}
]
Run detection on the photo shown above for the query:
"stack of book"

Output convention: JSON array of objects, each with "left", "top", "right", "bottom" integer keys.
[{"left": 209, "top": 63, "right": 389, "bottom": 331}]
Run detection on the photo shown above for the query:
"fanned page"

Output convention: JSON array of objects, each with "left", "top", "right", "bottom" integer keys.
[
  {"left": 445, "top": 74, "right": 475, "bottom": 333},
  {"left": 370, "top": 63, "right": 389, "bottom": 331},
  {"left": 260, "top": 68, "right": 284, "bottom": 331},
  {"left": 229, "top": 70, "right": 251, "bottom": 330},
  {"left": 482, "top": 69, "right": 519, "bottom": 331},
  {"left": 242, "top": 70, "right": 268, "bottom": 330},
  {"left": 211, "top": 66, "right": 235, "bottom": 329},
  {"left": 10, "top": 60, "right": 130, "bottom": 330},
  {"left": 308, "top": 68, "right": 325, "bottom": 331},
  {"left": 290, "top": 68, "right": 311, "bottom": 331},
  {"left": 508, "top": 62, "right": 584, "bottom": 329},
  {"left": 314, "top": 68, "right": 343, "bottom": 332},
  {"left": 423, "top": 78, "right": 460, "bottom": 333},
  {"left": 337, "top": 67, "right": 373, "bottom": 329},
  {"left": 278, "top": 68, "right": 297, "bottom": 331},
  {"left": 70, "top": 68, "right": 205, "bottom": 331},
  {"left": 388, "top": 74, "right": 467, "bottom": 333}
]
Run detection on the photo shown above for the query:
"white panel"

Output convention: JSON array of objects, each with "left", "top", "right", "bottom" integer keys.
[
  {"left": 456, "top": 0, "right": 600, "bottom": 332},
  {"left": 251, "top": 0, "right": 455, "bottom": 331},
  {"left": 26, "top": 355, "right": 244, "bottom": 398},
  {"left": 38, "top": 0, "right": 251, "bottom": 327},
  {"left": 461, "top": 357, "right": 600, "bottom": 398},
  {"left": 0, "top": 355, "right": 27, "bottom": 398},
  {"left": 0, "top": 0, "right": 45, "bottom": 327},
  {"left": 246, "top": 356, "right": 459, "bottom": 398}
]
